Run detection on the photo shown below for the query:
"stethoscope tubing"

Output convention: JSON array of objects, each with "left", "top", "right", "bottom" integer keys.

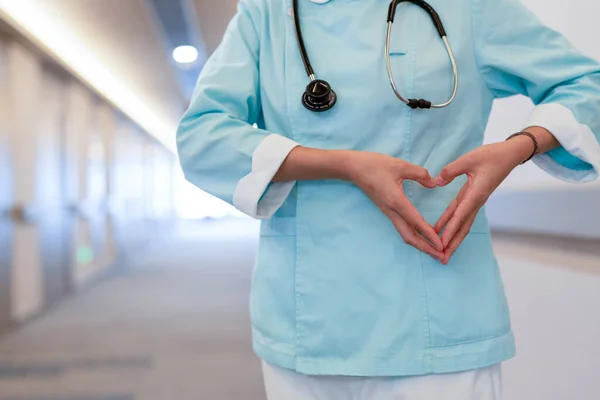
[
  {"left": 293, "top": 0, "right": 459, "bottom": 111},
  {"left": 384, "top": 22, "right": 458, "bottom": 108},
  {"left": 293, "top": 0, "right": 316, "bottom": 81}
]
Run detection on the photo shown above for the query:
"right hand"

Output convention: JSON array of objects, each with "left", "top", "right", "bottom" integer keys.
[{"left": 347, "top": 151, "right": 444, "bottom": 261}]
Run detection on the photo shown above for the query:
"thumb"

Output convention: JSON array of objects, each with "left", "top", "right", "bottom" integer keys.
[
  {"left": 436, "top": 157, "right": 469, "bottom": 186},
  {"left": 402, "top": 165, "right": 435, "bottom": 187}
]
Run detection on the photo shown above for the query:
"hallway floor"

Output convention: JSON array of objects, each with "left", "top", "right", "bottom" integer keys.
[
  {"left": 0, "top": 218, "right": 598, "bottom": 399},
  {"left": 0, "top": 219, "right": 264, "bottom": 400}
]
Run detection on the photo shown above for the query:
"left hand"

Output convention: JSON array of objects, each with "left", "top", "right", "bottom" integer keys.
[{"left": 433, "top": 138, "right": 534, "bottom": 264}]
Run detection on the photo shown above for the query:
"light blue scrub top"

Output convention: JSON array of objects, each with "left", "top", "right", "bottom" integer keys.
[{"left": 177, "top": 0, "right": 600, "bottom": 376}]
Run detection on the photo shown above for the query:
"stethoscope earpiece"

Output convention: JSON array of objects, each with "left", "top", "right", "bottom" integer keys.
[{"left": 302, "top": 79, "right": 337, "bottom": 112}]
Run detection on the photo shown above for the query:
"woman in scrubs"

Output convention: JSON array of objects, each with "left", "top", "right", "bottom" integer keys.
[{"left": 177, "top": 0, "right": 600, "bottom": 398}]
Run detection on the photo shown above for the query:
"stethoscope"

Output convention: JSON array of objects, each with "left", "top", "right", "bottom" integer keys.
[{"left": 293, "top": 0, "right": 459, "bottom": 112}]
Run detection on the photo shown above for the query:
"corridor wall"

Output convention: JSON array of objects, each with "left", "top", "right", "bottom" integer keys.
[{"left": 0, "top": 25, "right": 175, "bottom": 334}]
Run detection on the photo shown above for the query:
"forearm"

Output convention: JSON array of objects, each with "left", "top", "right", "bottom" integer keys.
[
  {"left": 273, "top": 146, "right": 356, "bottom": 182},
  {"left": 524, "top": 126, "right": 561, "bottom": 153},
  {"left": 503, "top": 126, "right": 561, "bottom": 165}
]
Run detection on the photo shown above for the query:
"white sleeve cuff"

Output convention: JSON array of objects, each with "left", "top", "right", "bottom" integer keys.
[
  {"left": 525, "top": 103, "right": 600, "bottom": 183},
  {"left": 233, "top": 134, "right": 300, "bottom": 219}
]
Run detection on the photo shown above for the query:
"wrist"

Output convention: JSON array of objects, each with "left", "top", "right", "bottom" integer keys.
[
  {"left": 330, "top": 150, "right": 360, "bottom": 181},
  {"left": 502, "top": 134, "right": 536, "bottom": 166},
  {"left": 273, "top": 146, "right": 354, "bottom": 182},
  {"left": 523, "top": 126, "right": 560, "bottom": 153}
]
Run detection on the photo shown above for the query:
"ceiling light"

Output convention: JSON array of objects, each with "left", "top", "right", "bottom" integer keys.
[{"left": 172, "top": 45, "right": 198, "bottom": 64}]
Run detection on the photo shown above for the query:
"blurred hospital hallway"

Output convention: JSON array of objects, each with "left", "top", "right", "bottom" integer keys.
[
  {"left": 1, "top": 0, "right": 600, "bottom": 399},
  {"left": 0, "top": 219, "right": 267, "bottom": 399},
  {"left": 0, "top": 218, "right": 598, "bottom": 399}
]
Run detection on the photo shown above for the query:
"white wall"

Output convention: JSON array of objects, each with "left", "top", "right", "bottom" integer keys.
[{"left": 485, "top": 0, "right": 600, "bottom": 190}]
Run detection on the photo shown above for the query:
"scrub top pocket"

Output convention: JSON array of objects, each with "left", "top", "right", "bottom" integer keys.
[
  {"left": 420, "top": 219, "right": 512, "bottom": 348},
  {"left": 250, "top": 233, "right": 297, "bottom": 353}
]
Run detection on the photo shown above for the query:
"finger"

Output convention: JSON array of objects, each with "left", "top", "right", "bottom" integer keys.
[
  {"left": 415, "top": 219, "right": 444, "bottom": 252},
  {"left": 440, "top": 194, "right": 482, "bottom": 248},
  {"left": 402, "top": 165, "right": 435, "bottom": 187},
  {"left": 436, "top": 158, "right": 470, "bottom": 187},
  {"left": 411, "top": 232, "right": 447, "bottom": 261},
  {"left": 387, "top": 211, "right": 444, "bottom": 260},
  {"left": 434, "top": 198, "right": 458, "bottom": 234},
  {"left": 394, "top": 196, "right": 444, "bottom": 251},
  {"left": 441, "top": 210, "right": 478, "bottom": 265},
  {"left": 434, "top": 184, "right": 468, "bottom": 234},
  {"left": 417, "top": 178, "right": 437, "bottom": 189}
]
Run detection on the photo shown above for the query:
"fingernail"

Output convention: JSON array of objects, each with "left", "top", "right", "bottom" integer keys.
[{"left": 436, "top": 176, "right": 445, "bottom": 186}]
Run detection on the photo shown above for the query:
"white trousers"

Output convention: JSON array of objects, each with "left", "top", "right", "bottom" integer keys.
[{"left": 262, "top": 361, "right": 502, "bottom": 400}]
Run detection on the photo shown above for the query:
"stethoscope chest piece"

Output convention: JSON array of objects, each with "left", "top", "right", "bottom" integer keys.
[{"left": 302, "top": 79, "right": 337, "bottom": 112}]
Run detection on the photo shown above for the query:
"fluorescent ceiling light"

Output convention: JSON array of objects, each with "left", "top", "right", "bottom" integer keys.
[
  {"left": 172, "top": 45, "right": 198, "bottom": 64},
  {"left": 0, "top": 1, "right": 177, "bottom": 153}
]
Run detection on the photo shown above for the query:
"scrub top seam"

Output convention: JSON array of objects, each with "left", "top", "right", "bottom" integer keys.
[
  {"left": 403, "top": 20, "right": 418, "bottom": 202},
  {"left": 419, "top": 251, "right": 434, "bottom": 357},
  {"left": 408, "top": 19, "right": 433, "bottom": 364},
  {"left": 283, "top": 0, "right": 300, "bottom": 362}
]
